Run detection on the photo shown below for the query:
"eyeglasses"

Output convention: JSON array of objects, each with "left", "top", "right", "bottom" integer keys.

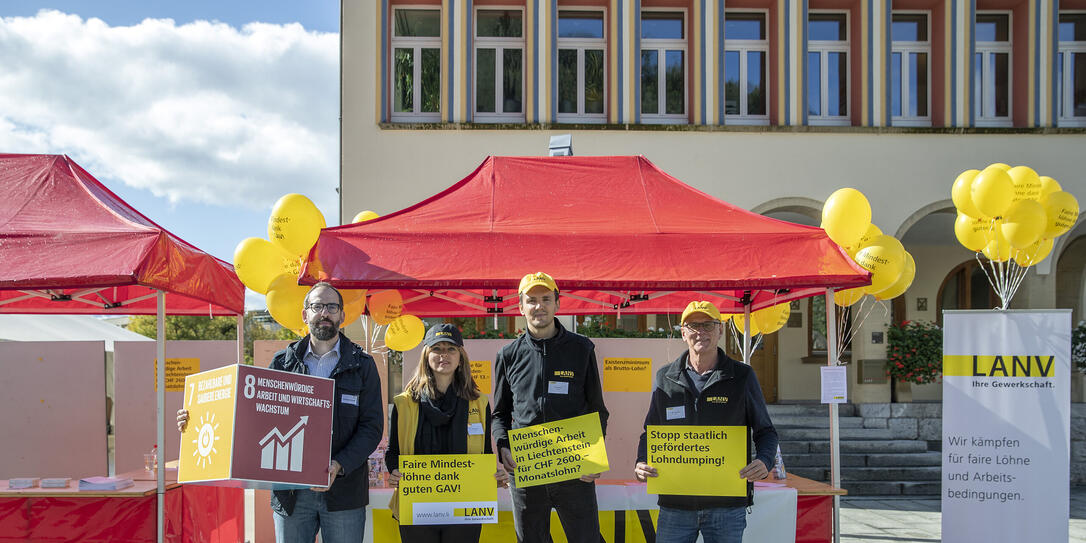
[
  {"left": 306, "top": 302, "right": 342, "bottom": 314},
  {"left": 683, "top": 321, "right": 720, "bottom": 333}
]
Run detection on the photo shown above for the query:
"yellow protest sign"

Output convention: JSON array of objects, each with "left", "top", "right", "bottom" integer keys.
[
  {"left": 154, "top": 358, "right": 201, "bottom": 391},
  {"left": 508, "top": 413, "right": 608, "bottom": 488},
  {"left": 645, "top": 425, "right": 746, "bottom": 497},
  {"left": 603, "top": 357, "right": 652, "bottom": 392},
  {"left": 398, "top": 454, "right": 498, "bottom": 525},
  {"left": 471, "top": 361, "right": 492, "bottom": 395},
  {"left": 179, "top": 365, "right": 237, "bottom": 481}
]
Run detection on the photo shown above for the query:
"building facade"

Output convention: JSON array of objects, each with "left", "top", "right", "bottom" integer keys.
[{"left": 342, "top": 0, "right": 1086, "bottom": 403}]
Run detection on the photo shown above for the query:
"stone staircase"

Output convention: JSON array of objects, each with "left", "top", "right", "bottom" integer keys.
[{"left": 768, "top": 403, "right": 942, "bottom": 496}]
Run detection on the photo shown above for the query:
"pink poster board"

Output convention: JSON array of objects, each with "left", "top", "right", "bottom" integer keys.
[
  {"left": 0, "top": 341, "right": 107, "bottom": 478},
  {"left": 113, "top": 340, "right": 237, "bottom": 473}
]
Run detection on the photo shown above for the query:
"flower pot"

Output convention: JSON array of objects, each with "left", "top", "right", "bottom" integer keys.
[{"left": 893, "top": 379, "right": 912, "bottom": 403}]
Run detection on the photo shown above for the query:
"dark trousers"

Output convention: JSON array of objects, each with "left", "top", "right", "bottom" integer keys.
[
  {"left": 398, "top": 523, "right": 482, "bottom": 543},
  {"left": 510, "top": 478, "right": 601, "bottom": 543}
]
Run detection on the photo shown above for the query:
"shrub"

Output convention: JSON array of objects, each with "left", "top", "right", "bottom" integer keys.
[{"left": 886, "top": 320, "right": 943, "bottom": 385}]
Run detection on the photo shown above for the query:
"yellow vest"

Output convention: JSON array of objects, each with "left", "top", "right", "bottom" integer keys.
[{"left": 388, "top": 391, "right": 489, "bottom": 519}]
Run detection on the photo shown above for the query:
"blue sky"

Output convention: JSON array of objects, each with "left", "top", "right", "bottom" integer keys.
[{"left": 2, "top": 2, "right": 340, "bottom": 309}]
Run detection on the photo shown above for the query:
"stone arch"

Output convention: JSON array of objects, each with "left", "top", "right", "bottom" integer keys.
[
  {"left": 892, "top": 199, "right": 956, "bottom": 239},
  {"left": 750, "top": 197, "right": 823, "bottom": 224}
]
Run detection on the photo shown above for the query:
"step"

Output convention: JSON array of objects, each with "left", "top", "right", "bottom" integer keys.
[
  {"left": 840, "top": 481, "right": 906, "bottom": 496},
  {"left": 865, "top": 452, "right": 942, "bottom": 467},
  {"left": 839, "top": 467, "right": 942, "bottom": 481},
  {"left": 772, "top": 415, "right": 865, "bottom": 429},
  {"left": 767, "top": 404, "right": 857, "bottom": 417},
  {"left": 780, "top": 453, "right": 867, "bottom": 468},
  {"left": 785, "top": 467, "right": 828, "bottom": 481},
  {"left": 776, "top": 427, "right": 895, "bottom": 440},
  {"left": 901, "top": 481, "right": 941, "bottom": 495},
  {"left": 809, "top": 440, "right": 929, "bottom": 454}
]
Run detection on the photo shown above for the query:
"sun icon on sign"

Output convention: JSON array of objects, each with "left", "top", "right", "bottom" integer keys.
[{"left": 191, "top": 412, "right": 220, "bottom": 469}]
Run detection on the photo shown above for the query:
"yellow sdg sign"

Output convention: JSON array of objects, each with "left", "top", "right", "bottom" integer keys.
[
  {"left": 645, "top": 425, "right": 746, "bottom": 497},
  {"left": 397, "top": 454, "right": 498, "bottom": 525},
  {"left": 180, "top": 365, "right": 236, "bottom": 481},
  {"left": 508, "top": 413, "right": 608, "bottom": 488}
]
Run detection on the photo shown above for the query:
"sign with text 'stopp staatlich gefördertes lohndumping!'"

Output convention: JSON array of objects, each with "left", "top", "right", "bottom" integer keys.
[{"left": 178, "top": 364, "right": 334, "bottom": 489}]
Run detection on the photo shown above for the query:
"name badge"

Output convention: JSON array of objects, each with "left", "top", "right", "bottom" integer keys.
[
  {"left": 467, "top": 422, "right": 485, "bottom": 435},
  {"left": 665, "top": 405, "right": 685, "bottom": 420},
  {"left": 548, "top": 381, "right": 569, "bottom": 395},
  {"left": 341, "top": 393, "right": 359, "bottom": 406}
]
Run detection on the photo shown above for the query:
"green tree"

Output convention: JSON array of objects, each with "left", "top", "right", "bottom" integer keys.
[{"left": 126, "top": 312, "right": 298, "bottom": 364}]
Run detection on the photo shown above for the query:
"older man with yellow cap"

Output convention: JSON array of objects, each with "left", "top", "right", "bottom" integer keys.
[
  {"left": 492, "top": 272, "right": 609, "bottom": 543},
  {"left": 633, "top": 301, "right": 778, "bottom": 543}
]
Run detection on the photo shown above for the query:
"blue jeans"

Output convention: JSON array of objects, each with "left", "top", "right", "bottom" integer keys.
[
  {"left": 273, "top": 489, "right": 366, "bottom": 543},
  {"left": 656, "top": 506, "right": 746, "bottom": 543}
]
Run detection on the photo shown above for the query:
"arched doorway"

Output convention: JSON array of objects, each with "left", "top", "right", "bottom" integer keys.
[{"left": 937, "top": 260, "right": 998, "bottom": 324}]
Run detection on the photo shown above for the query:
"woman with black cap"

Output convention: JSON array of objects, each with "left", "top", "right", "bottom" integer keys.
[{"left": 385, "top": 323, "right": 508, "bottom": 542}]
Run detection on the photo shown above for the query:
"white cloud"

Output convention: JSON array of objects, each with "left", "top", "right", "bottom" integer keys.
[{"left": 0, "top": 10, "right": 338, "bottom": 212}]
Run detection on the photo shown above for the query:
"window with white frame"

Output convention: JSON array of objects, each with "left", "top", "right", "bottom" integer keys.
[
  {"left": 807, "top": 12, "right": 849, "bottom": 125},
  {"left": 724, "top": 11, "right": 769, "bottom": 124},
  {"left": 974, "top": 12, "right": 1012, "bottom": 126},
  {"left": 1058, "top": 12, "right": 1086, "bottom": 126},
  {"left": 391, "top": 9, "right": 441, "bottom": 122},
  {"left": 640, "top": 10, "right": 687, "bottom": 123},
  {"left": 891, "top": 12, "right": 931, "bottom": 126},
  {"left": 475, "top": 9, "right": 524, "bottom": 122},
  {"left": 557, "top": 10, "right": 606, "bottom": 122}
]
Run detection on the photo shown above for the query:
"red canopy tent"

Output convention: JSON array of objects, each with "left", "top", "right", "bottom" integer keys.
[
  {"left": 301, "top": 155, "right": 869, "bottom": 316},
  {"left": 0, "top": 154, "right": 244, "bottom": 315},
  {"left": 0, "top": 153, "right": 245, "bottom": 543}
]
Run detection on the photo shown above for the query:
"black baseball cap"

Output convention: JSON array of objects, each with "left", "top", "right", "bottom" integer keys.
[{"left": 423, "top": 323, "right": 464, "bottom": 347}]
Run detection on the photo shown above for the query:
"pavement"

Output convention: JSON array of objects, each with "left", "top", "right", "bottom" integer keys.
[{"left": 838, "top": 486, "right": 1086, "bottom": 542}]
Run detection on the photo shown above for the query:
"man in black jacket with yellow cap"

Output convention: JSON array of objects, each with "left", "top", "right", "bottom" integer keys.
[{"left": 634, "top": 300, "right": 778, "bottom": 543}]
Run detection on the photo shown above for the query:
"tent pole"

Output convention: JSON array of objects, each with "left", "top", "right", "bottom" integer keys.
[
  {"left": 742, "top": 304, "right": 751, "bottom": 364},
  {"left": 237, "top": 313, "right": 245, "bottom": 364},
  {"left": 825, "top": 288, "right": 840, "bottom": 543},
  {"left": 156, "top": 290, "right": 166, "bottom": 543}
]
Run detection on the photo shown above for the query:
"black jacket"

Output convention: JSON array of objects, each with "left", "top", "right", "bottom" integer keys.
[
  {"left": 492, "top": 319, "right": 609, "bottom": 451},
  {"left": 270, "top": 333, "right": 384, "bottom": 515},
  {"left": 636, "top": 348, "right": 778, "bottom": 510}
]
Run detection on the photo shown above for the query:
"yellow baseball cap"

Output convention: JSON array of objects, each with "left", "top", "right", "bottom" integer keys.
[
  {"left": 518, "top": 272, "right": 559, "bottom": 294},
  {"left": 681, "top": 301, "right": 722, "bottom": 324}
]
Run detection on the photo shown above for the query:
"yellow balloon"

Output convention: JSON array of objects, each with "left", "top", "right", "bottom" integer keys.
[
  {"left": 1038, "top": 176, "right": 1062, "bottom": 201},
  {"left": 731, "top": 313, "right": 761, "bottom": 336},
  {"left": 268, "top": 194, "right": 327, "bottom": 257},
  {"left": 855, "top": 235, "right": 906, "bottom": 295},
  {"left": 875, "top": 252, "right": 916, "bottom": 301},
  {"left": 341, "top": 297, "right": 365, "bottom": 329},
  {"left": 233, "top": 237, "right": 301, "bottom": 294},
  {"left": 847, "top": 223, "right": 883, "bottom": 258},
  {"left": 954, "top": 214, "right": 990, "bottom": 252},
  {"left": 971, "top": 166, "right": 1015, "bottom": 218},
  {"left": 834, "top": 287, "right": 867, "bottom": 307},
  {"left": 1041, "top": 191, "right": 1080, "bottom": 239},
  {"left": 351, "top": 210, "right": 380, "bottom": 223},
  {"left": 341, "top": 288, "right": 368, "bottom": 306},
  {"left": 368, "top": 289, "right": 404, "bottom": 325},
  {"left": 1013, "top": 238, "right": 1054, "bottom": 267},
  {"left": 754, "top": 303, "right": 791, "bottom": 335},
  {"left": 951, "top": 169, "right": 983, "bottom": 218},
  {"left": 1000, "top": 200, "right": 1046, "bottom": 249},
  {"left": 385, "top": 315, "right": 426, "bottom": 352},
  {"left": 982, "top": 228, "right": 1013, "bottom": 262},
  {"left": 821, "top": 188, "right": 872, "bottom": 249},
  {"left": 266, "top": 274, "right": 309, "bottom": 333},
  {"left": 1007, "top": 166, "right": 1042, "bottom": 202}
]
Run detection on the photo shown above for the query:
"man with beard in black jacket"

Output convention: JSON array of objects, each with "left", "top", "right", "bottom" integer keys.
[
  {"left": 634, "top": 300, "right": 778, "bottom": 543},
  {"left": 179, "top": 282, "right": 383, "bottom": 543},
  {"left": 493, "top": 272, "right": 609, "bottom": 543}
]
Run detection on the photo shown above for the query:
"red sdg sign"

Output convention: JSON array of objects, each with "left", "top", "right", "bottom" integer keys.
[{"left": 179, "top": 365, "right": 335, "bottom": 489}]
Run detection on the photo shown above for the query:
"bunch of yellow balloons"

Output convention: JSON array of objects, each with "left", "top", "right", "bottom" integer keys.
[
  {"left": 821, "top": 188, "right": 916, "bottom": 307},
  {"left": 231, "top": 196, "right": 416, "bottom": 347},
  {"left": 951, "top": 163, "right": 1079, "bottom": 266},
  {"left": 728, "top": 302, "right": 792, "bottom": 336}
]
